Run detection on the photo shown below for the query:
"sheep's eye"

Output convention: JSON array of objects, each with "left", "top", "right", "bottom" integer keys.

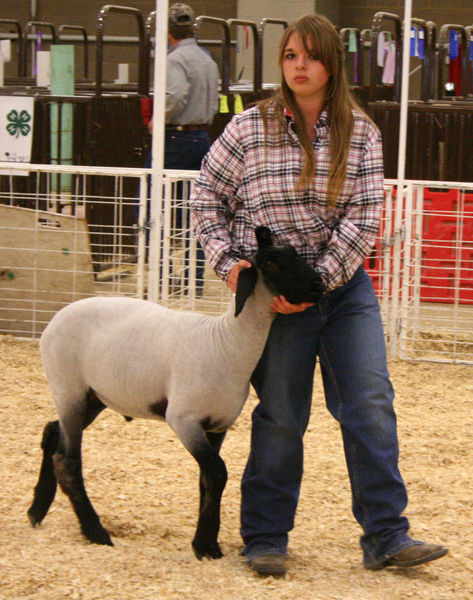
[{"left": 264, "top": 260, "right": 273, "bottom": 267}]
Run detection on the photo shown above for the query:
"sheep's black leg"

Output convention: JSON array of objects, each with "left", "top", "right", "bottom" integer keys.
[
  {"left": 166, "top": 416, "right": 228, "bottom": 559},
  {"left": 192, "top": 431, "right": 227, "bottom": 560},
  {"left": 29, "top": 389, "right": 112, "bottom": 545},
  {"left": 28, "top": 390, "right": 106, "bottom": 531},
  {"left": 53, "top": 448, "right": 113, "bottom": 546},
  {"left": 198, "top": 431, "right": 226, "bottom": 514},
  {"left": 54, "top": 389, "right": 112, "bottom": 545},
  {"left": 27, "top": 420, "right": 61, "bottom": 526}
]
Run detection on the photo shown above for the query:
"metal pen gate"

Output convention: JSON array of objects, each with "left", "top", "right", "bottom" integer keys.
[
  {"left": 1, "top": 162, "right": 473, "bottom": 363},
  {"left": 397, "top": 181, "right": 473, "bottom": 363}
]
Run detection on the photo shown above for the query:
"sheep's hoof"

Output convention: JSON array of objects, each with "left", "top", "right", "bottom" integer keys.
[
  {"left": 85, "top": 527, "right": 114, "bottom": 547},
  {"left": 27, "top": 503, "right": 50, "bottom": 527},
  {"left": 192, "top": 540, "right": 223, "bottom": 560},
  {"left": 27, "top": 508, "right": 42, "bottom": 527}
]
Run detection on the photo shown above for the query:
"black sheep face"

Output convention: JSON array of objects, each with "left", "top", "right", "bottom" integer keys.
[
  {"left": 253, "top": 226, "right": 325, "bottom": 304},
  {"left": 255, "top": 244, "right": 325, "bottom": 304}
]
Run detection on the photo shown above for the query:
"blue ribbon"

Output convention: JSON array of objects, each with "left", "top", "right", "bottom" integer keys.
[
  {"left": 410, "top": 27, "right": 417, "bottom": 57},
  {"left": 449, "top": 30, "right": 459, "bottom": 60}
]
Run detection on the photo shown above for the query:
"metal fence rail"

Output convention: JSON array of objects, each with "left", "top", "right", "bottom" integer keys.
[
  {"left": 0, "top": 163, "right": 149, "bottom": 337},
  {"left": 147, "top": 170, "right": 232, "bottom": 315},
  {"left": 398, "top": 181, "right": 473, "bottom": 363},
  {"left": 1, "top": 162, "right": 473, "bottom": 363}
]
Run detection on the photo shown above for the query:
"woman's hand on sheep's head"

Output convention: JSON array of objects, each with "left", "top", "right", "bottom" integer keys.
[
  {"left": 227, "top": 260, "right": 252, "bottom": 293},
  {"left": 270, "top": 295, "right": 314, "bottom": 314}
]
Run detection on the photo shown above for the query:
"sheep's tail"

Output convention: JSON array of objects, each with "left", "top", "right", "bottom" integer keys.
[{"left": 27, "top": 420, "right": 60, "bottom": 527}]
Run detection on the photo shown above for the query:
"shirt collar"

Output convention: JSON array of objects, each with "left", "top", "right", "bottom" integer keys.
[
  {"left": 284, "top": 108, "right": 331, "bottom": 135},
  {"left": 168, "top": 37, "right": 196, "bottom": 54}
]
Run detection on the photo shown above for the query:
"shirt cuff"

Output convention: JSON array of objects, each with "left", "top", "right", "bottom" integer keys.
[{"left": 214, "top": 255, "right": 240, "bottom": 281}]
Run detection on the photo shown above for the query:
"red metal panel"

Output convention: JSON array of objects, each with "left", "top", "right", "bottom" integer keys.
[{"left": 420, "top": 188, "right": 473, "bottom": 302}]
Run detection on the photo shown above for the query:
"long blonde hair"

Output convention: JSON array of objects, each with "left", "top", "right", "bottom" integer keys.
[{"left": 259, "top": 14, "right": 367, "bottom": 207}]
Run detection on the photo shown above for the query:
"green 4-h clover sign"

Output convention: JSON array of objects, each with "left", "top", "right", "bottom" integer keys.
[{"left": 6, "top": 109, "right": 32, "bottom": 138}]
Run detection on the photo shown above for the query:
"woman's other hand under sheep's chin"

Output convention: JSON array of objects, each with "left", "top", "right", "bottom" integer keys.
[
  {"left": 227, "top": 260, "right": 252, "bottom": 294},
  {"left": 270, "top": 295, "right": 314, "bottom": 314}
]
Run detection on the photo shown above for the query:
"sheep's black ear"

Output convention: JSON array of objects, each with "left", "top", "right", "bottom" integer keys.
[
  {"left": 235, "top": 265, "right": 258, "bottom": 317},
  {"left": 255, "top": 226, "right": 273, "bottom": 249}
]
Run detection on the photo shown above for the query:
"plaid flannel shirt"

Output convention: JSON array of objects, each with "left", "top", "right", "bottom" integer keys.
[{"left": 190, "top": 104, "right": 384, "bottom": 291}]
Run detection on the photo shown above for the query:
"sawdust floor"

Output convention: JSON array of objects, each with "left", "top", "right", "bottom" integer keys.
[{"left": 1, "top": 334, "right": 472, "bottom": 600}]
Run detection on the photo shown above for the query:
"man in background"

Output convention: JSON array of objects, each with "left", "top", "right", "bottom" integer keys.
[{"left": 146, "top": 3, "right": 219, "bottom": 294}]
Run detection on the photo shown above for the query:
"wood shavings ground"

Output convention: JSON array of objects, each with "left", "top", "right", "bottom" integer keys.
[{"left": 1, "top": 335, "right": 472, "bottom": 600}]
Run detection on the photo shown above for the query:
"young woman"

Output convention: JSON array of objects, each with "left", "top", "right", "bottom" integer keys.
[{"left": 190, "top": 14, "right": 447, "bottom": 576}]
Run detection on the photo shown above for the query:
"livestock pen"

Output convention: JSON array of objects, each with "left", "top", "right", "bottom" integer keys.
[
  {"left": 1, "top": 162, "right": 473, "bottom": 363},
  {"left": 1, "top": 169, "right": 473, "bottom": 600},
  {"left": 1, "top": 3, "right": 473, "bottom": 597}
]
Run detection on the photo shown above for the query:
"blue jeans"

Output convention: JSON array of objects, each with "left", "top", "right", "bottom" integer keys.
[{"left": 241, "top": 267, "right": 416, "bottom": 564}]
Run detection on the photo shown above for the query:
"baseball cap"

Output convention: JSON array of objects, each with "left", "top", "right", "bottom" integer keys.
[{"left": 168, "top": 3, "right": 194, "bottom": 26}]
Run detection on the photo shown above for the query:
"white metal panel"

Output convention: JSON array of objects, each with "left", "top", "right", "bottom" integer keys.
[
  {"left": 398, "top": 181, "right": 473, "bottom": 364},
  {"left": 2, "top": 162, "right": 473, "bottom": 363},
  {"left": 0, "top": 163, "right": 150, "bottom": 337}
]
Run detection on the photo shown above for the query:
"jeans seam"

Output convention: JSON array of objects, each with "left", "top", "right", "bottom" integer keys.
[
  {"left": 318, "top": 336, "right": 343, "bottom": 421},
  {"left": 319, "top": 335, "right": 370, "bottom": 530},
  {"left": 349, "top": 443, "right": 368, "bottom": 529}
]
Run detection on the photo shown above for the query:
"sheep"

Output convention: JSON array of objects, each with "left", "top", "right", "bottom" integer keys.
[{"left": 27, "top": 226, "right": 325, "bottom": 560}]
